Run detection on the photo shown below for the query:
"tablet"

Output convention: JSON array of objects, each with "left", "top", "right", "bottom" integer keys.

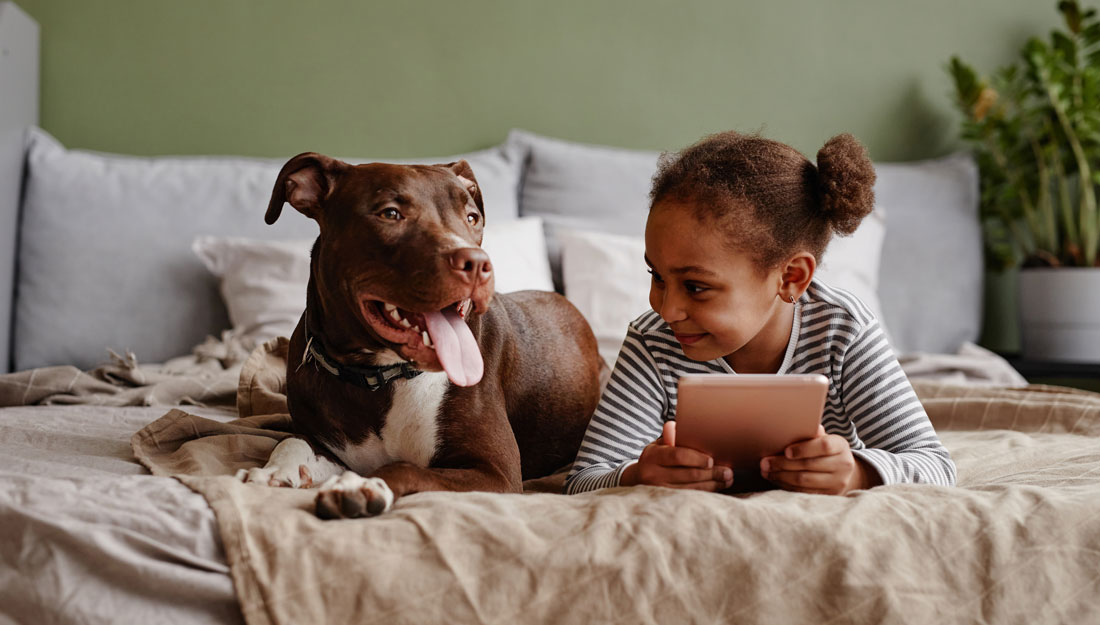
[{"left": 674, "top": 374, "right": 828, "bottom": 470}]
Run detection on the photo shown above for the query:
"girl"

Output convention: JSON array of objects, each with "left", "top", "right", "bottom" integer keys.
[{"left": 565, "top": 131, "right": 956, "bottom": 496}]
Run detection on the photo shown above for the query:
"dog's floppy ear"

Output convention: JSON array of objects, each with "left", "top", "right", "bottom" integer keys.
[
  {"left": 442, "top": 160, "right": 484, "bottom": 217},
  {"left": 266, "top": 152, "right": 347, "bottom": 224}
]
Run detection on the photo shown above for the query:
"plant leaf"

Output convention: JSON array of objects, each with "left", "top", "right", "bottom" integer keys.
[
  {"left": 948, "top": 56, "right": 982, "bottom": 108},
  {"left": 1060, "top": 0, "right": 1083, "bottom": 34},
  {"left": 1053, "top": 30, "right": 1077, "bottom": 59}
]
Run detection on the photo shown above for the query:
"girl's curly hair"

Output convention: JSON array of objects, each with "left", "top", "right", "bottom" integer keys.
[{"left": 649, "top": 131, "right": 876, "bottom": 272}]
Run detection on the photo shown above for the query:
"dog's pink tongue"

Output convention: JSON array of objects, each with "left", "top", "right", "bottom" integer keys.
[{"left": 423, "top": 309, "right": 483, "bottom": 386}]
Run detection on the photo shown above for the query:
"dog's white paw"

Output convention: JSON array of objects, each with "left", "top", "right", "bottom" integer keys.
[
  {"left": 235, "top": 463, "right": 312, "bottom": 488},
  {"left": 315, "top": 471, "right": 394, "bottom": 519}
]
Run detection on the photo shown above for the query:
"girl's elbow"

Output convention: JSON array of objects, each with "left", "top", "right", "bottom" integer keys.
[{"left": 938, "top": 453, "right": 959, "bottom": 487}]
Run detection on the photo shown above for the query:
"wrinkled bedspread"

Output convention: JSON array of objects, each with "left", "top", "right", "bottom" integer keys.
[
  {"left": 0, "top": 338, "right": 248, "bottom": 625},
  {"left": 127, "top": 340, "right": 1100, "bottom": 625}
]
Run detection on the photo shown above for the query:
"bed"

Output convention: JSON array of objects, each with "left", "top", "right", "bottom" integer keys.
[{"left": 3, "top": 5, "right": 1100, "bottom": 624}]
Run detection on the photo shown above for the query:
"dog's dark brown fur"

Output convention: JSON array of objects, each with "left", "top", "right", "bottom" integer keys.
[{"left": 266, "top": 153, "right": 602, "bottom": 513}]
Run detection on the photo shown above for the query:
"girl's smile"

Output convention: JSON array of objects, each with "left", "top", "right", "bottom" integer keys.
[{"left": 672, "top": 332, "right": 707, "bottom": 345}]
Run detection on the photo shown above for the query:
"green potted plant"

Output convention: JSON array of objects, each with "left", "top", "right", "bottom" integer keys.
[{"left": 949, "top": 0, "right": 1100, "bottom": 362}]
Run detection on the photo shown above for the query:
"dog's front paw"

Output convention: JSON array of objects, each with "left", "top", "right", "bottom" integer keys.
[
  {"left": 235, "top": 464, "right": 313, "bottom": 488},
  {"left": 315, "top": 471, "right": 394, "bottom": 519}
]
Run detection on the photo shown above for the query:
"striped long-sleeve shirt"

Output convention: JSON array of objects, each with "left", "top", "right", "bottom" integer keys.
[{"left": 565, "top": 280, "right": 956, "bottom": 494}]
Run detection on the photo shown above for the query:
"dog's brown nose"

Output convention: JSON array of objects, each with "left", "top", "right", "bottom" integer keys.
[{"left": 449, "top": 247, "right": 493, "bottom": 285}]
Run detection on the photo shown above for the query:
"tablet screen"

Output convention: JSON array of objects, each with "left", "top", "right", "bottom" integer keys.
[{"left": 675, "top": 374, "right": 828, "bottom": 470}]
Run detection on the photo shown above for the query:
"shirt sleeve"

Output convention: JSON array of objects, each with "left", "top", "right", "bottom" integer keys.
[
  {"left": 839, "top": 320, "right": 957, "bottom": 487},
  {"left": 564, "top": 323, "right": 669, "bottom": 494}
]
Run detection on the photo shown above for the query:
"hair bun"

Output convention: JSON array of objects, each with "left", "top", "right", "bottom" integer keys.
[{"left": 816, "top": 133, "right": 876, "bottom": 236}]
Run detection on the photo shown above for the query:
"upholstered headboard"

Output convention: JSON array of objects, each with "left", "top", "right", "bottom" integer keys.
[
  {"left": 8, "top": 124, "right": 981, "bottom": 372},
  {"left": 0, "top": 1, "right": 38, "bottom": 373}
]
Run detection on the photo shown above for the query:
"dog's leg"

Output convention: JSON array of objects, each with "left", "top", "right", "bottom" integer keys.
[
  {"left": 315, "top": 471, "right": 396, "bottom": 519},
  {"left": 237, "top": 437, "right": 344, "bottom": 488},
  {"left": 315, "top": 413, "right": 523, "bottom": 520},
  {"left": 314, "top": 463, "right": 518, "bottom": 519}
]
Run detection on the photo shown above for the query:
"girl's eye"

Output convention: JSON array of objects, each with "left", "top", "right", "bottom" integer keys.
[
  {"left": 467, "top": 213, "right": 480, "bottom": 226},
  {"left": 685, "top": 283, "right": 709, "bottom": 294},
  {"left": 647, "top": 269, "right": 664, "bottom": 285},
  {"left": 380, "top": 208, "right": 403, "bottom": 221}
]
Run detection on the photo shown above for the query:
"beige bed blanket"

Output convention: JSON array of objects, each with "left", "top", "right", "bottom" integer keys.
[
  {"left": 0, "top": 334, "right": 251, "bottom": 408},
  {"left": 132, "top": 339, "right": 1100, "bottom": 625}
]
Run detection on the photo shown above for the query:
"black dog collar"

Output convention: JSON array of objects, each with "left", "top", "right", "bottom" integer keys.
[{"left": 299, "top": 314, "right": 422, "bottom": 391}]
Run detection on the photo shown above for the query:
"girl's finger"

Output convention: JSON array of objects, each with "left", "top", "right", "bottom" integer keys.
[
  {"left": 784, "top": 434, "right": 846, "bottom": 460},
  {"left": 669, "top": 479, "right": 729, "bottom": 492},
  {"left": 652, "top": 444, "right": 714, "bottom": 469},
  {"left": 763, "top": 453, "right": 848, "bottom": 474},
  {"left": 663, "top": 465, "right": 733, "bottom": 486},
  {"left": 662, "top": 421, "right": 677, "bottom": 447},
  {"left": 655, "top": 467, "right": 713, "bottom": 484},
  {"left": 765, "top": 470, "right": 840, "bottom": 492}
]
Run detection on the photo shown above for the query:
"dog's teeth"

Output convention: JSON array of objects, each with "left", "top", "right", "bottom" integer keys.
[
  {"left": 383, "top": 303, "right": 396, "bottom": 312},
  {"left": 389, "top": 309, "right": 402, "bottom": 322},
  {"left": 411, "top": 325, "right": 420, "bottom": 333},
  {"left": 400, "top": 318, "right": 411, "bottom": 328},
  {"left": 422, "top": 331, "right": 433, "bottom": 348}
]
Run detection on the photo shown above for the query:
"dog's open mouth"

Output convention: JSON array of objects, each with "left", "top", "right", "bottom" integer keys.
[{"left": 359, "top": 298, "right": 481, "bottom": 387}]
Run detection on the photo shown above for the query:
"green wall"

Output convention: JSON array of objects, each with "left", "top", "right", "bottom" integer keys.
[{"left": 15, "top": 0, "right": 1057, "bottom": 161}]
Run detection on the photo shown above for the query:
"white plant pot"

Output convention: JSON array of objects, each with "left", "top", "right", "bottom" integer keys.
[{"left": 1018, "top": 267, "right": 1100, "bottom": 363}]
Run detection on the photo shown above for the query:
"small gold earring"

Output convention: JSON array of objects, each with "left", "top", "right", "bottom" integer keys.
[{"left": 788, "top": 295, "right": 796, "bottom": 304}]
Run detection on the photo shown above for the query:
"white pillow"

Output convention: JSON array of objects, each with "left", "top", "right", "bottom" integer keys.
[
  {"left": 559, "top": 230, "right": 651, "bottom": 368},
  {"left": 193, "top": 217, "right": 554, "bottom": 344},
  {"left": 815, "top": 209, "right": 889, "bottom": 333},
  {"left": 479, "top": 216, "right": 555, "bottom": 294},
  {"left": 192, "top": 237, "right": 314, "bottom": 345},
  {"left": 559, "top": 210, "right": 889, "bottom": 368}
]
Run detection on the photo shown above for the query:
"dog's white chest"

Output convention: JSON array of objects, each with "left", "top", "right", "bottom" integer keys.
[{"left": 331, "top": 371, "right": 448, "bottom": 475}]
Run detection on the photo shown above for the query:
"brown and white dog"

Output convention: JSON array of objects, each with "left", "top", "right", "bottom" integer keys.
[{"left": 237, "top": 152, "right": 603, "bottom": 519}]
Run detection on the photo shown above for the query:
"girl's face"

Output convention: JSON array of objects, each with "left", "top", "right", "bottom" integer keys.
[{"left": 645, "top": 200, "right": 793, "bottom": 368}]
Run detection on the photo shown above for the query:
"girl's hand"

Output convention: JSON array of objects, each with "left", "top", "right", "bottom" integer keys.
[
  {"left": 620, "top": 423, "right": 733, "bottom": 491},
  {"left": 760, "top": 425, "right": 882, "bottom": 495}
]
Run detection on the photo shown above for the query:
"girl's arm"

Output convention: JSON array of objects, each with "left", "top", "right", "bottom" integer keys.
[
  {"left": 839, "top": 320, "right": 957, "bottom": 486},
  {"left": 564, "top": 323, "right": 668, "bottom": 494}
]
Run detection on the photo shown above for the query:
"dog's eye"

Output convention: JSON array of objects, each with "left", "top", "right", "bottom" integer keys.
[
  {"left": 466, "top": 213, "right": 480, "bottom": 226},
  {"left": 379, "top": 208, "right": 403, "bottom": 221}
]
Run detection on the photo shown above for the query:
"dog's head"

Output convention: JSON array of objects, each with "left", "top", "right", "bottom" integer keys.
[{"left": 266, "top": 152, "right": 493, "bottom": 386}]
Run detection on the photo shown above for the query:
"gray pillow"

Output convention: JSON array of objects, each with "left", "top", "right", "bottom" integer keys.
[
  {"left": 14, "top": 128, "right": 523, "bottom": 370},
  {"left": 874, "top": 153, "right": 982, "bottom": 354},
  {"left": 508, "top": 129, "right": 659, "bottom": 291}
]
